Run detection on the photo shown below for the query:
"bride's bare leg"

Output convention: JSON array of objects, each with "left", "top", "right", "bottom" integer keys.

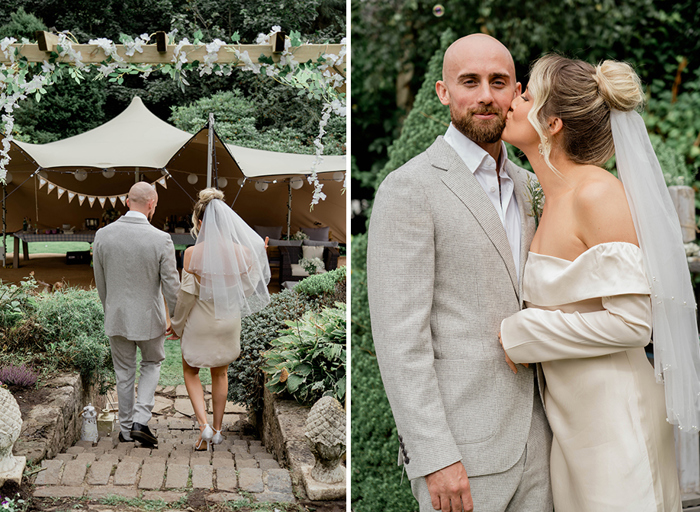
[
  {"left": 210, "top": 365, "right": 228, "bottom": 432},
  {"left": 182, "top": 356, "right": 209, "bottom": 442}
]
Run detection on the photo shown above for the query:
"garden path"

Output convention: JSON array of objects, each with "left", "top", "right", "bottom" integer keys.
[{"left": 28, "top": 384, "right": 297, "bottom": 505}]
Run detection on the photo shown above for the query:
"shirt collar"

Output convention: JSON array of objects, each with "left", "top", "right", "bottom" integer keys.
[
  {"left": 125, "top": 210, "right": 148, "bottom": 221},
  {"left": 444, "top": 123, "right": 508, "bottom": 176}
]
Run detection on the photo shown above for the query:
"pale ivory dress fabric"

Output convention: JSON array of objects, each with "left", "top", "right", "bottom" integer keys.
[
  {"left": 170, "top": 268, "right": 242, "bottom": 368},
  {"left": 501, "top": 242, "right": 680, "bottom": 512}
]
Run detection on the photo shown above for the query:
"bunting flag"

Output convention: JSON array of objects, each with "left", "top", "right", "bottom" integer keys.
[{"left": 34, "top": 174, "right": 170, "bottom": 209}]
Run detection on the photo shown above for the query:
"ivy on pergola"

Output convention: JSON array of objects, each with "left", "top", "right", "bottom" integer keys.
[{"left": 0, "top": 28, "right": 346, "bottom": 205}]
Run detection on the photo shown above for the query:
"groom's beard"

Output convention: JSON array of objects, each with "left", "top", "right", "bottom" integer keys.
[{"left": 452, "top": 107, "right": 506, "bottom": 144}]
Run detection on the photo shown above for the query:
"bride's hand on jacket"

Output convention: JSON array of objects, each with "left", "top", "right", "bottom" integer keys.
[{"left": 498, "top": 332, "right": 528, "bottom": 374}]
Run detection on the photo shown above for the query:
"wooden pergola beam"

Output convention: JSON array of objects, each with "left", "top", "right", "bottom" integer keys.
[{"left": 0, "top": 31, "right": 345, "bottom": 75}]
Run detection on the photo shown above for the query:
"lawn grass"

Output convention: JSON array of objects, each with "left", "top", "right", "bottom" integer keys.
[
  {"left": 136, "top": 338, "right": 211, "bottom": 387},
  {"left": 3, "top": 237, "right": 91, "bottom": 255}
]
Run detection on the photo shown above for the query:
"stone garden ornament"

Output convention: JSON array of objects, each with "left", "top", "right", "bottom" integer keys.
[
  {"left": 0, "top": 386, "right": 26, "bottom": 485},
  {"left": 305, "top": 395, "right": 345, "bottom": 484},
  {"left": 80, "top": 403, "right": 99, "bottom": 443}
]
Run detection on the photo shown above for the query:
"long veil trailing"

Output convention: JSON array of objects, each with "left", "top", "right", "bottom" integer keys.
[
  {"left": 612, "top": 109, "right": 700, "bottom": 431},
  {"left": 187, "top": 199, "right": 271, "bottom": 320}
]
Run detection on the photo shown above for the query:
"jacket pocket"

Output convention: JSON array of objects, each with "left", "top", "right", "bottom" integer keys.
[{"left": 433, "top": 358, "right": 497, "bottom": 445}]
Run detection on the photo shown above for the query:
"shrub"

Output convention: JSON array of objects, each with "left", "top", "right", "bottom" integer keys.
[
  {"left": 0, "top": 364, "right": 39, "bottom": 388},
  {"left": 0, "top": 276, "right": 38, "bottom": 330},
  {"left": 263, "top": 303, "right": 346, "bottom": 406},
  {"left": 295, "top": 266, "right": 346, "bottom": 299}
]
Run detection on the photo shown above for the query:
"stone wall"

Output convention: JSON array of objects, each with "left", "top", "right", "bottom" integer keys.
[{"left": 14, "top": 373, "right": 106, "bottom": 463}]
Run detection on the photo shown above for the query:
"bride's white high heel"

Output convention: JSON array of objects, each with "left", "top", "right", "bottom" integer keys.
[
  {"left": 212, "top": 427, "right": 224, "bottom": 445},
  {"left": 195, "top": 423, "right": 214, "bottom": 451}
]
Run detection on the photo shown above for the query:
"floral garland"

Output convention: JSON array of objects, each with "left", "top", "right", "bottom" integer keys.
[{"left": 0, "top": 28, "right": 346, "bottom": 207}]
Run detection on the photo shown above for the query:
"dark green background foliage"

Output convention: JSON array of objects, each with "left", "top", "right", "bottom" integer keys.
[
  {"left": 0, "top": 0, "right": 346, "bottom": 151},
  {"left": 228, "top": 271, "right": 346, "bottom": 412}
]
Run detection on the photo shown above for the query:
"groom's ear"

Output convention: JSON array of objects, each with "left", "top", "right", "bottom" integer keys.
[
  {"left": 514, "top": 81, "right": 522, "bottom": 97},
  {"left": 436, "top": 80, "right": 450, "bottom": 106}
]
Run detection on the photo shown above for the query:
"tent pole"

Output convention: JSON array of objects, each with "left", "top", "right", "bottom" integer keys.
[
  {"left": 287, "top": 182, "right": 292, "bottom": 239},
  {"left": 2, "top": 183, "right": 6, "bottom": 268},
  {"left": 207, "top": 113, "right": 214, "bottom": 189}
]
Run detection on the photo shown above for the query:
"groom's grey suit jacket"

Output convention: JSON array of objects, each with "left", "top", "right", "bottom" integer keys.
[
  {"left": 367, "top": 136, "right": 539, "bottom": 481},
  {"left": 93, "top": 215, "right": 180, "bottom": 341}
]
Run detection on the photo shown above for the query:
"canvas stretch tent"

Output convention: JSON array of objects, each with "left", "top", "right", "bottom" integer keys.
[{"left": 2, "top": 96, "right": 346, "bottom": 244}]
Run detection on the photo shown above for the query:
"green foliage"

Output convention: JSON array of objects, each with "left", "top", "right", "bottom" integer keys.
[
  {"left": 350, "top": 233, "right": 415, "bottom": 511},
  {"left": 1, "top": 278, "right": 114, "bottom": 393},
  {"left": 294, "top": 266, "right": 346, "bottom": 298},
  {"left": 0, "top": 276, "right": 37, "bottom": 330},
  {"left": 169, "top": 89, "right": 345, "bottom": 155},
  {"left": 0, "top": 7, "right": 46, "bottom": 41},
  {"left": 227, "top": 288, "right": 339, "bottom": 411},
  {"left": 263, "top": 303, "right": 346, "bottom": 405},
  {"left": 650, "top": 135, "right": 695, "bottom": 187}
]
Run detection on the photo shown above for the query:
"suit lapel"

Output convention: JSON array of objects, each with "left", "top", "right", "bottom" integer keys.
[
  {"left": 429, "top": 138, "right": 519, "bottom": 297},
  {"left": 508, "top": 162, "right": 538, "bottom": 306}
]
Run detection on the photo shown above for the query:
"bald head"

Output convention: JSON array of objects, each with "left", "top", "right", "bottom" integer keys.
[
  {"left": 442, "top": 34, "right": 516, "bottom": 83},
  {"left": 127, "top": 181, "right": 158, "bottom": 221}
]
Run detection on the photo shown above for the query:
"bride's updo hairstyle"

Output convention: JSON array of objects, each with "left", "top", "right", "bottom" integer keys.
[
  {"left": 191, "top": 187, "right": 225, "bottom": 237},
  {"left": 527, "top": 54, "right": 645, "bottom": 174}
]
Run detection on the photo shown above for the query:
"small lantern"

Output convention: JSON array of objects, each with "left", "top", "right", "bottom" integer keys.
[{"left": 80, "top": 403, "right": 99, "bottom": 443}]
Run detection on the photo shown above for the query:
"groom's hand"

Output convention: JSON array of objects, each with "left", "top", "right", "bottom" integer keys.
[{"left": 425, "top": 461, "right": 474, "bottom": 512}]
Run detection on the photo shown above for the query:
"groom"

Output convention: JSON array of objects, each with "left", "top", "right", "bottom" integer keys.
[
  {"left": 93, "top": 181, "right": 180, "bottom": 447},
  {"left": 367, "top": 34, "right": 552, "bottom": 511}
]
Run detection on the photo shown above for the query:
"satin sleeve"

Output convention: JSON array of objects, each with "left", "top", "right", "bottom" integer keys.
[
  {"left": 170, "top": 271, "right": 198, "bottom": 338},
  {"left": 501, "top": 293, "right": 652, "bottom": 363}
]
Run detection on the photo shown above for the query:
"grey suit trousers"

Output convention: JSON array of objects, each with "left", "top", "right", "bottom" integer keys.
[
  {"left": 109, "top": 334, "right": 165, "bottom": 435},
  {"left": 412, "top": 396, "right": 552, "bottom": 512}
]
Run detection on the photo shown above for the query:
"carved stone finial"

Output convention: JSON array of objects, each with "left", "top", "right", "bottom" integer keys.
[
  {"left": 0, "top": 387, "right": 23, "bottom": 473},
  {"left": 305, "top": 396, "right": 346, "bottom": 484}
]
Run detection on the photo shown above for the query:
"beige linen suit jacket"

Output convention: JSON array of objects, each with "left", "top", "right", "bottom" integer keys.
[
  {"left": 93, "top": 215, "right": 180, "bottom": 341},
  {"left": 367, "top": 136, "right": 539, "bottom": 481}
]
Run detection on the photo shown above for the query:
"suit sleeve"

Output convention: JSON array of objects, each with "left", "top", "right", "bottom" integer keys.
[
  {"left": 159, "top": 236, "right": 181, "bottom": 316},
  {"left": 92, "top": 233, "right": 107, "bottom": 309},
  {"left": 367, "top": 172, "right": 462, "bottom": 480},
  {"left": 501, "top": 293, "right": 652, "bottom": 363}
]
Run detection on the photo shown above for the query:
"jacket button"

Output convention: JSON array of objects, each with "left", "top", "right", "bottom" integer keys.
[{"left": 404, "top": 456, "right": 410, "bottom": 464}]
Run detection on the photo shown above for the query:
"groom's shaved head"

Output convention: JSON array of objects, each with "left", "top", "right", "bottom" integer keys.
[
  {"left": 442, "top": 34, "right": 516, "bottom": 82},
  {"left": 128, "top": 181, "right": 157, "bottom": 207}
]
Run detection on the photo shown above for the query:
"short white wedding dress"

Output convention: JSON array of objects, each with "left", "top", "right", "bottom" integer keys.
[{"left": 501, "top": 241, "right": 681, "bottom": 512}]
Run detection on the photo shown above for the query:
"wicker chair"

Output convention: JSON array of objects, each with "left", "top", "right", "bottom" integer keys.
[{"left": 279, "top": 245, "right": 340, "bottom": 287}]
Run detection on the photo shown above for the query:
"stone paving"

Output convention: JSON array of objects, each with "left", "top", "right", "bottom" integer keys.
[{"left": 29, "top": 385, "right": 297, "bottom": 504}]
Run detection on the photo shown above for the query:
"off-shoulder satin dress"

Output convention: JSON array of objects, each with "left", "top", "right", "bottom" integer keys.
[
  {"left": 501, "top": 242, "right": 680, "bottom": 512},
  {"left": 170, "top": 268, "right": 242, "bottom": 368}
]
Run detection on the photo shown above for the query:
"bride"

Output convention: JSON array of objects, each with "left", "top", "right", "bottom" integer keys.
[{"left": 499, "top": 54, "right": 697, "bottom": 511}]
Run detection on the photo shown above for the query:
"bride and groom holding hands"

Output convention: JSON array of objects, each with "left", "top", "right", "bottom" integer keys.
[
  {"left": 93, "top": 182, "right": 270, "bottom": 453},
  {"left": 368, "top": 34, "right": 699, "bottom": 511}
]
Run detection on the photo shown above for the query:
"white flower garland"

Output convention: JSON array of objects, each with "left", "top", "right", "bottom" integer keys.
[{"left": 0, "top": 29, "right": 346, "bottom": 207}]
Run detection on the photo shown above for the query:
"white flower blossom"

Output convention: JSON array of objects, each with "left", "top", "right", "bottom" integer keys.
[
  {"left": 124, "top": 33, "right": 150, "bottom": 57},
  {"left": 199, "top": 39, "right": 226, "bottom": 76},
  {"left": 41, "top": 61, "right": 55, "bottom": 74}
]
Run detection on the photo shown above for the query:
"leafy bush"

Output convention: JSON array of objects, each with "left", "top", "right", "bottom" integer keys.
[
  {"left": 0, "top": 364, "right": 39, "bottom": 388},
  {"left": 263, "top": 303, "right": 346, "bottom": 406},
  {"left": 1, "top": 278, "right": 114, "bottom": 393},
  {"left": 295, "top": 266, "right": 346, "bottom": 299},
  {"left": 0, "top": 276, "right": 37, "bottom": 330},
  {"left": 228, "top": 288, "right": 341, "bottom": 411}
]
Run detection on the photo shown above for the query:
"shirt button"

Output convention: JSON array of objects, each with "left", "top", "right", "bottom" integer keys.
[{"left": 490, "top": 186, "right": 496, "bottom": 192}]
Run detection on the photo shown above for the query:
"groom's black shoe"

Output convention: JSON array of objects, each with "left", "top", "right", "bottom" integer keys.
[
  {"left": 130, "top": 422, "right": 158, "bottom": 446},
  {"left": 118, "top": 432, "right": 133, "bottom": 443}
]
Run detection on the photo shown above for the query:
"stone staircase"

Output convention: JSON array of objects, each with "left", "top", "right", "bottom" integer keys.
[{"left": 29, "top": 384, "right": 297, "bottom": 505}]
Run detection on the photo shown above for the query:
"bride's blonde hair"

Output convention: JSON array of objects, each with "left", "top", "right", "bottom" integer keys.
[
  {"left": 527, "top": 54, "right": 645, "bottom": 175},
  {"left": 191, "top": 187, "right": 225, "bottom": 237}
]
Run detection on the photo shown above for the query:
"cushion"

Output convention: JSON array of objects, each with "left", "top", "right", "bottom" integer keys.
[
  {"left": 300, "top": 226, "right": 329, "bottom": 241},
  {"left": 302, "top": 245, "right": 324, "bottom": 261},
  {"left": 254, "top": 225, "right": 283, "bottom": 240},
  {"left": 303, "top": 240, "right": 339, "bottom": 248}
]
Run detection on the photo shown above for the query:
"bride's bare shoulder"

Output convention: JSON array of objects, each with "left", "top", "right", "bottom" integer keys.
[{"left": 573, "top": 166, "right": 638, "bottom": 246}]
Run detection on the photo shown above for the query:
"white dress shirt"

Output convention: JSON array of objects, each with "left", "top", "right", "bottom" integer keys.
[
  {"left": 124, "top": 210, "right": 148, "bottom": 221},
  {"left": 444, "top": 123, "right": 521, "bottom": 280}
]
